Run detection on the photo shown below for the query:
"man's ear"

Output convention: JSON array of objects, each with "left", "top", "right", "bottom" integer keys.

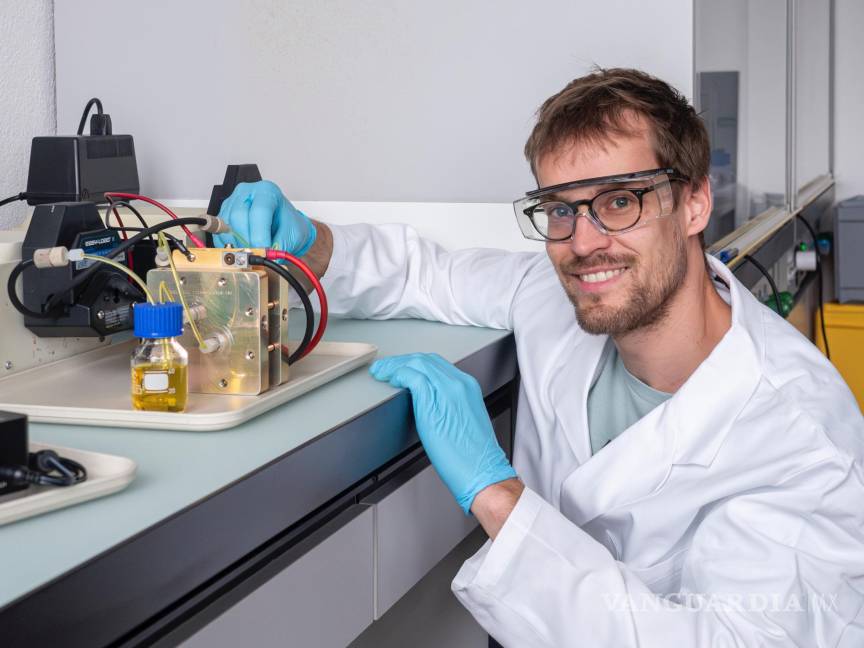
[{"left": 682, "top": 176, "right": 713, "bottom": 237}]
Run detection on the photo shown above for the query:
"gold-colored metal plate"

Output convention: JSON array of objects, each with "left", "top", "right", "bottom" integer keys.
[
  {"left": 151, "top": 247, "right": 300, "bottom": 390},
  {"left": 147, "top": 265, "right": 269, "bottom": 395},
  {"left": 268, "top": 269, "right": 291, "bottom": 387}
]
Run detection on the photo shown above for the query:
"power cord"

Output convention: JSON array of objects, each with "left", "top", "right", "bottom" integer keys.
[
  {"left": 0, "top": 192, "right": 27, "bottom": 209},
  {"left": 76, "top": 97, "right": 111, "bottom": 136},
  {"left": 742, "top": 254, "right": 785, "bottom": 318},
  {"left": 3, "top": 97, "right": 113, "bottom": 210},
  {"left": 0, "top": 450, "right": 87, "bottom": 488},
  {"left": 795, "top": 214, "right": 830, "bottom": 360}
]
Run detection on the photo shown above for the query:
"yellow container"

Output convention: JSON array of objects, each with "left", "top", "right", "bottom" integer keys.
[{"left": 815, "top": 303, "right": 864, "bottom": 412}]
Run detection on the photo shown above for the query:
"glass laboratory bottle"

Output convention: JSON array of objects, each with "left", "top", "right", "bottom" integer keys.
[{"left": 130, "top": 302, "right": 189, "bottom": 412}]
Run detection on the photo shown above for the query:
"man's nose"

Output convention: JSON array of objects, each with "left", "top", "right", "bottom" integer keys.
[{"left": 568, "top": 212, "right": 612, "bottom": 257}]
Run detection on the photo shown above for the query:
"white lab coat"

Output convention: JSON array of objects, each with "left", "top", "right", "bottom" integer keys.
[{"left": 321, "top": 222, "right": 864, "bottom": 647}]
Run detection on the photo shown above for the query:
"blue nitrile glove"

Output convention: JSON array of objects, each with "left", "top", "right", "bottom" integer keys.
[
  {"left": 369, "top": 353, "right": 518, "bottom": 514},
  {"left": 212, "top": 180, "right": 316, "bottom": 255}
]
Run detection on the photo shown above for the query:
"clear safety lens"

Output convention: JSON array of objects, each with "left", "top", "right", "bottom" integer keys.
[{"left": 513, "top": 169, "right": 681, "bottom": 242}]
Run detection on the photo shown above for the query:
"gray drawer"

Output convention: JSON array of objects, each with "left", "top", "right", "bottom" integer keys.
[
  {"left": 181, "top": 505, "right": 374, "bottom": 648},
  {"left": 363, "top": 463, "right": 477, "bottom": 618}
]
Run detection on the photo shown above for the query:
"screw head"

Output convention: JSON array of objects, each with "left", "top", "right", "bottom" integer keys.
[
  {"left": 96, "top": 310, "right": 105, "bottom": 320},
  {"left": 217, "top": 277, "right": 227, "bottom": 287},
  {"left": 246, "top": 350, "right": 255, "bottom": 360},
  {"left": 281, "top": 308, "right": 288, "bottom": 322},
  {"left": 4, "top": 361, "right": 12, "bottom": 370},
  {"left": 179, "top": 276, "right": 186, "bottom": 285},
  {"left": 218, "top": 379, "right": 228, "bottom": 389},
  {"left": 245, "top": 306, "right": 255, "bottom": 317}
]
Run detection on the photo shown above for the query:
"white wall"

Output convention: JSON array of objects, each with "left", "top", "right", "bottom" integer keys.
[
  {"left": 54, "top": 0, "right": 694, "bottom": 209},
  {"left": 0, "top": 0, "right": 56, "bottom": 230},
  {"left": 834, "top": 0, "right": 864, "bottom": 202}
]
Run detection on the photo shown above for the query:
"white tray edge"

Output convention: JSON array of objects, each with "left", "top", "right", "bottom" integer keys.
[
  {"left": 0, "top": 341, "right": 378, "bottom": 432},
  {"left": 0, "top": 443, "right": 137, "bottom": 526}
]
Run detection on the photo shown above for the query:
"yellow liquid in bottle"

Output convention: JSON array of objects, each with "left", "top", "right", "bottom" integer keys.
[{"left": 131, "top": 362, "right": 189, "bottom": 412}]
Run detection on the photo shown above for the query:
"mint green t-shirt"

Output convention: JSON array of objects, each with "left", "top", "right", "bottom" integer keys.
[{"left": 587, "top": 341, "right": 673, "bottom": 455}]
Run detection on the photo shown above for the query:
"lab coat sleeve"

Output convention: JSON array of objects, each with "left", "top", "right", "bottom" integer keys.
[
  {"left": 320, "top": 223, "right": 543, "bottom": 328},
  {"left": 452, "top": 473, "right": 864, "bottom": 648}
]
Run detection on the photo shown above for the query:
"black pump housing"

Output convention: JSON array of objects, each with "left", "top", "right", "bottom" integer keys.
[{"left": 21, "top": 202, "right": 143, "bottom": 337}]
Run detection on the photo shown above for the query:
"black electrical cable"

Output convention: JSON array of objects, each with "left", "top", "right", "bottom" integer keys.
[
  {"left": 107, "top": 226, "right": 192, "bottom": 259},
  {"left": 105, "top": 199, "right": 151, "bottom": 237},
  {"left": 6, "top": 217, "right": 207, "bottom": 319},
  {"left": 796, "top": 214, "right": 830, "bottom": 360},
  {"left": 6, "top": 259, "right": 51, "bottom": 319},
  {"left": 30, "top": 449, "right": 87, "bottom": 486},
  {"left": 161, "top": 232, "right": 194, "bottom": 260},
  {"left": 249, "top": 255, "right": 314, "bottom": 365},
  {"left": 76, "top": 97, "right": 103, "bottom": 136},
  {"left": 0, "top": 450, "right": 87, "bottom": 488},
  {"left": 743, "top": 254, "right": 784, "bottom": 318},
  {"left": 0, "top": 192, "right": 26, "bottom": 208}
]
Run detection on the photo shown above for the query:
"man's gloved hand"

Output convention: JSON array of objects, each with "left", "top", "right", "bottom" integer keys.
[
  {"left": 212, "top": 180, "right": 317, "bottom": 255},
  {"left": 370, "top": 353, "right": 518, "bottom": 514}
]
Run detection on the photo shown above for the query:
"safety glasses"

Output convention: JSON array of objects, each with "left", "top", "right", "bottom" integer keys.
[{"left": 513, "top": 168, "right": 689, "bottom": 242}]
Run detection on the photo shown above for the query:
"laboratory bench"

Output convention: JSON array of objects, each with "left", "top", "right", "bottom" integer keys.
[{"left": 0, "top": 318, "right": 518, "bottom": 647}]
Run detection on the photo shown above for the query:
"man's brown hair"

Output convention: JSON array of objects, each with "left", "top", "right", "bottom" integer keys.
[{"left": 524, "top": 67, "right": 710, "bottom": 195}]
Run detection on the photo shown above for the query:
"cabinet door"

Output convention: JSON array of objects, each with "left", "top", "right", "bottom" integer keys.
[
  {"left": 363, "top": 462, "right": 478, "bottom": 618},
  {"left": 361, "top": 410, "right": 507, "bottom": 617},
  {"left": 182, "top": 506, "right": 374, "bottom": 648}
]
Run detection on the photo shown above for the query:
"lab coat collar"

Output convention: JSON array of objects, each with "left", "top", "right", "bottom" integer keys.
[
  {"left": 559, "top": 255, "right": 764, "bottom": 527},
  {"left": 666, "top": 254, "right": 763, "bottom": 467},
  {"left": 551, "top": 254, "right": 764, "bottom": 470}
]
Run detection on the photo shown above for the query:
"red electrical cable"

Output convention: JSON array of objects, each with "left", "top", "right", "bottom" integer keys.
[
  {"left": 266, "top": 249, "right": 328, "bottom": 361},
  {"left": 106, "top": 205, "right": 135, "bottom": 272},
  {"left": 104, "top": 192, "right": 205, "bottom": 248},
  {"left": 113, "top": 208, "right": 137, "bottom": 272},
  {"left": 110, "top": 208, "right": 128, "bottom": 240}
]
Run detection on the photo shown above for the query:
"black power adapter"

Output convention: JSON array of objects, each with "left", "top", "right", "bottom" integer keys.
[
  {"left": 25, "top": 98, "right": 139, "bottom": 206},
  {"left": 0, "top": 412, "right": 29, "bottom": 496}
]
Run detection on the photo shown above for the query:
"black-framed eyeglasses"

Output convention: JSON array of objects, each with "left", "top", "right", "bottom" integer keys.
[{"left": 513, "top": 168, "right": 689, "bottom": 242}]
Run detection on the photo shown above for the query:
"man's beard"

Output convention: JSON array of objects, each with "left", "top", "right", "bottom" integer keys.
[{"left": 558, "top": 226, "right": 689, "bottom": 336}]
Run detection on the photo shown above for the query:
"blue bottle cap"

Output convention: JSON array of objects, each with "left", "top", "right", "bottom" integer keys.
[{"left": 133, "top": 302, "right": 183, "bottom": 339}]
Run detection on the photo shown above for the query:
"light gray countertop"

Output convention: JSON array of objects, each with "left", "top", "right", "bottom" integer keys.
[{"left": 0, "top": 317, "right": 512, "bottom": 609}]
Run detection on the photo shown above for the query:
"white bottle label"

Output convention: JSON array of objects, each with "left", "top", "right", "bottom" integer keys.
[{"left": 143, "top": 371, "right": 170, "bottom": 392}]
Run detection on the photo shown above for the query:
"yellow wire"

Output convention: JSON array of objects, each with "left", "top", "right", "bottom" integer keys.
[
  {"left": 81, "top": 254, "right": 155, "bottom": 303},
  {"left": 158, "top": 281, "right": 175, "bottom": 303},
  {"left": 158, "top": 233, "right": 205, "bottom": 348}
]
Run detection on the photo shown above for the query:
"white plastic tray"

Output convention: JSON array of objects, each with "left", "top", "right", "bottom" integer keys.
[
  {"left": 0, "top": 443, "right": 137, "bottom": 526},
  {"left": 0, "top": 340, "right": 377, "bottom": 431}
]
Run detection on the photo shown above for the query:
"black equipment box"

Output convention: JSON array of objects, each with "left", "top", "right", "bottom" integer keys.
[{"left": 26, "top": 135, "right": 139, "bottom": 206}]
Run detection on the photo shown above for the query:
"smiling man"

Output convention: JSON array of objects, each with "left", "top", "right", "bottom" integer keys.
[{"left": 216, "top": 69, "right": 864, "bottom": 646}]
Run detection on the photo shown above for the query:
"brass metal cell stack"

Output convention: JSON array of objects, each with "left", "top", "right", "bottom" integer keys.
[{"left": 146, "top": 249, "right": 291, "bottom": 395}]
